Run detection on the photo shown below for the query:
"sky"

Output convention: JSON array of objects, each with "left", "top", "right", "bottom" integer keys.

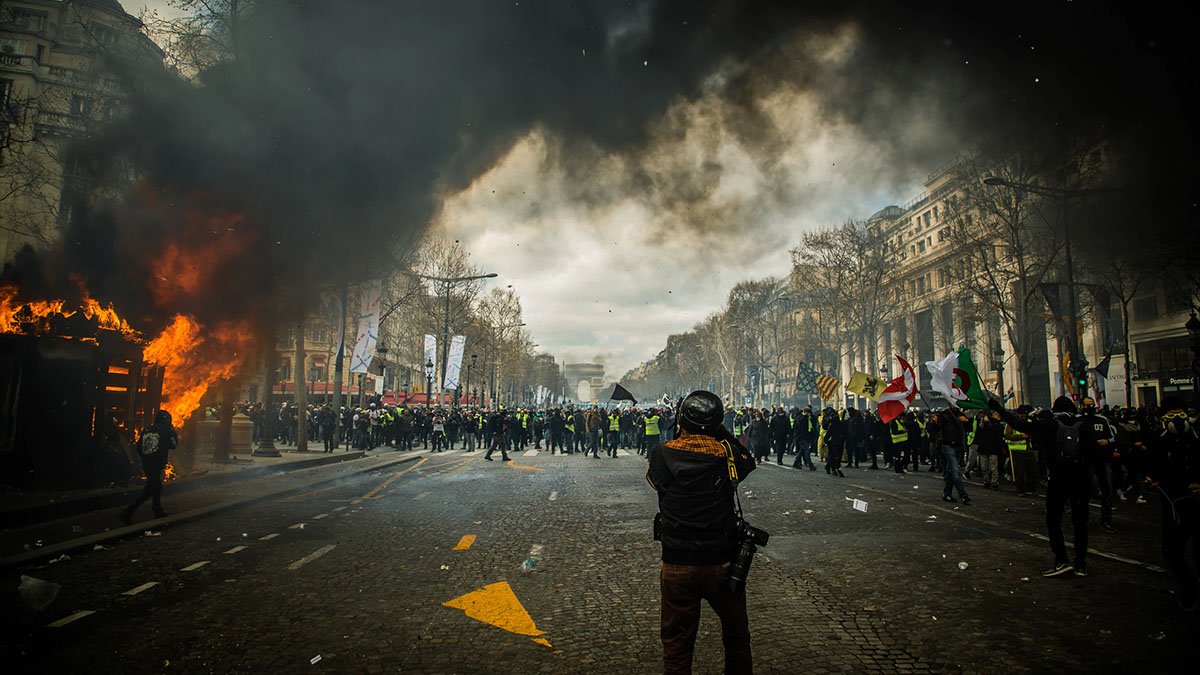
[
  {"left": 105, "top": 1, "right": 1189, "bottom": 386},
  {"left": 435, "top": 26, "right": 953, "bottom": 380}
]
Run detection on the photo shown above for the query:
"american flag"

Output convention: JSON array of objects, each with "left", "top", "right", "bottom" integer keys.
[{"left": 796, "top": 362, "right": 841, "bottom": 401}]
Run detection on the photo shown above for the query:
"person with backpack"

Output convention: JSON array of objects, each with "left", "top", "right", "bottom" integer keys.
[
  {"left": 1146, "top": 397, "right": 1200, "bottom": 611},
  {"left": 1078, "top": 397, "right": 1118, "bottom": 533},
  {"left": 991, "top": 396, "right": 1089, "bottom": 577},
  {"left": 120, "top": 410, "right": 178, "bottom": 525}
]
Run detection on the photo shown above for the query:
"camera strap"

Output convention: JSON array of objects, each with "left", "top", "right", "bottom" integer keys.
[{"left": 721, "top": 439, "right": 746, "bottom": 520}]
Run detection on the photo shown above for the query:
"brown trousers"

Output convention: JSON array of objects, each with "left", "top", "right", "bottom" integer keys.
[{"left": 660, "top": 562, "right": 752, "bottom": 674}]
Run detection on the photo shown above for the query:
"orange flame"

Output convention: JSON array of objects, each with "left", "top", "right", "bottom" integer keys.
[
  {"left": 0, "top": 282, "right": 139, "bottom": 340},
  {"left": 143, "top": 314, "right": 254, "bottom": 423}
]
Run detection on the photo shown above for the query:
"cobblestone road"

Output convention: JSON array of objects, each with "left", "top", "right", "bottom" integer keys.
[{"left": 4, "top": 447, "right": 1194, "bottom": 673}]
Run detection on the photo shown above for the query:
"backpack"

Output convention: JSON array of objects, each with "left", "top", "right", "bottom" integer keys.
[
  {"left": 1054, "top": 417, "right": 1084, "bottom": 466},
  {"left": 139, "top": 429, "right": 161, "bottom": 456}
]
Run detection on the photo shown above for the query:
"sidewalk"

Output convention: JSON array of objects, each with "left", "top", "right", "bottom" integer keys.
[
  {"left": 0, "top": 444, "right": 369, "bottom": 530},
  {"left": 0, "top": 443, "right": 420, "bottom": 568}
]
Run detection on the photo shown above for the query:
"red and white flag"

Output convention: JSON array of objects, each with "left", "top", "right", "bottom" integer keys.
[{"left": 877, "top": 355, "right": 917, "bottom": 423}]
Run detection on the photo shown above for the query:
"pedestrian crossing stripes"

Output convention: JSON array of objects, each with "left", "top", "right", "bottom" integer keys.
[
  {"left": 522, "top": 449, "right": 539, "bottom": 457},
  {"left": 180, "top": 561, "right": 210, "bottom": 571},
  {"left": 615, "top": 450, "right": 632, "bottom": 457}
]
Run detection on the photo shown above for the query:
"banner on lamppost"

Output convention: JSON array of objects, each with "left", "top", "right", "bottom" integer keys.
[
  {"left": 423, "top": 335, "right": 437, "bottom": 376},
  {"left": 350, "top": 279, "right": 382, "bottom": 374},
  {"left": 444, "top": 335, "right": 466, "bottom": 390}
]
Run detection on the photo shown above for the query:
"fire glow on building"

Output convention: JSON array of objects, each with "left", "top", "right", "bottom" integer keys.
[{"left": 0, "top": 279, "right": 253, "bottom": 489}]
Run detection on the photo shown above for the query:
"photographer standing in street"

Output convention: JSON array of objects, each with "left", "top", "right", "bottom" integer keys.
[{"left": 646, "top": 390, "right": 759, "bottom": 674}]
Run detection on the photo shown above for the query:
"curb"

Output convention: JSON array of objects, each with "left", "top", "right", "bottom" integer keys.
[
  {"left": 0, "top": 451, "right": 368, "bottom": 530},
  {"left": 0, "top": 453, "right": 421, "bottom": 570}
]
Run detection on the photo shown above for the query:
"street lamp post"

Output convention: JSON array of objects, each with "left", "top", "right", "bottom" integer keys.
[
  {"left": 425, "top": 358, "right": 435, "bottom": 409},
  {"left": 993, "top": 342, "right": 1006, "bottom": 399},
  {"left": 1186, "top": 312, "right": 1200, "bottom": 406},
  {"left": 464, "top": 353, "right": 477, "bottom": 407}
]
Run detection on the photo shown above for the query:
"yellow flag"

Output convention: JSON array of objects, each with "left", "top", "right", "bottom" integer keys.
[{"left": 846, "top": 371, "right": 886, "bottom": 402}]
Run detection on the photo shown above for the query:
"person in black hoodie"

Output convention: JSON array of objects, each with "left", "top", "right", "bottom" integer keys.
[
  {"left": 822, "top": 408, "right": 846, "bottom": 477},
  {"left": 120, "top": 409, "right": 178, "bottom": 525},
  {"left": 1146, "top": 397, "right": 1200, "bottom": 611},
  {"left": 991, "top": 396, "right": 1088, "bottom": 577},
  {"left": 647, "top": 390, "right": 757, "bottom": 675}
]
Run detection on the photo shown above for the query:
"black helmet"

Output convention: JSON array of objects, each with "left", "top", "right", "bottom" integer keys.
[
  {"left": 154, "top": 409, "right": 173, "bottom": 426},
  {"left": 678, "top": 390, "right": 723, "bottom": 434}
]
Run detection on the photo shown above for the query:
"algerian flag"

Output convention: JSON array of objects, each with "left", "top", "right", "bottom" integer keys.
[{"left": 925, "top": 347, "right": 988, "bottom": 410}]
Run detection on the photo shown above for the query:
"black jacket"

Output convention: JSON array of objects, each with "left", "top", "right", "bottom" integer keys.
[
  {"left": 137, "top": 421, "right": 178, "bottom": 471},
  {"left": 647, "top": 431, "right": 756, "bottom": 565}
]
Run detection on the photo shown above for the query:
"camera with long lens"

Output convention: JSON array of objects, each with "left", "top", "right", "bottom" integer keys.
[{"left": 725, "top": 520, "right": 769, "bottom": 593}]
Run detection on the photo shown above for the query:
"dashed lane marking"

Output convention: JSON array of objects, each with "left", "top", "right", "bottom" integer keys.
[
  {"left": 414, "top": 491, "right": 432, "bottom": 501},
  {"left": 224, "top": 546, "right": 247, "bottom": 555},
  {"left": 288, "top": 523, "right": 306, "bottom": 529},
  {"left": 453, "top": 535, "right": 476, "bottom": 551},
  {"left": 121, "top": 582, "right": 159, "bottom": 596},
  {"left": 287, "top": 544, "right": 337, "bottom": 571},
  {"left": 312, "top": 513, "right": 329, "bottom": 520},
  {"left": 332, "top": 506, "right": 347, "bottom": 512},
  {"left": 522, "top": 449, "right": 539, "bottom": 457},
  {"left": 180, "top": 561, "right": 210, "bottom": 571},
  {"left": 548, "top": 491, "right": 558, "bottom": 501},
  {"left": 259, "top": 533, "right": 279, "bottom": 541},
  {"left": 47, "top": 610, "right": 96, "bottom": 628}
]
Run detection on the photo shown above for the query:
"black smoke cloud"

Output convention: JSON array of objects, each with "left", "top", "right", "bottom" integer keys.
[{"left": 6, "top": 0, "right": 1191, "bottom": 328}]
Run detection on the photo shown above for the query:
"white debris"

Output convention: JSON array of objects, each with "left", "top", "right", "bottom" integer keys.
[
  {"left": 958, "top": 562, "right": 969, "bottom": 570},
  {"left": 311, "top": 655, "right": 323, "bottom": 665},
  {"left": 852, "top": 499, "right": 868, "bottom": 513}
]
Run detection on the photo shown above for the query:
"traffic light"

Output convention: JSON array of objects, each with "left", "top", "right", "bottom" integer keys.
[{"left": 1072, "top": 358, "right": 1089, "bottom": 400}]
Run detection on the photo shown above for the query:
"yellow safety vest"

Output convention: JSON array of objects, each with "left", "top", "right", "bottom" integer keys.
[
  {"left": 645, "top": 415, "right": 660, "bottom": 435},
  {"left": 889, "top": 419, "right": 909, "bottom": 444},
  {"left": 609, "top": 415, "right": 619, "bottom": 431},
  {"left": 966, "top": 417, "right": 978, "bottom": 445},
  {"left": 916, "top": 419, "right": 928, "bottom": 438},
  {"left": 1005, "top": 424, "right": 1030, "bottom": 452},
  {"left": 565, "top": 420, "right": 575, "bottom": 433}
]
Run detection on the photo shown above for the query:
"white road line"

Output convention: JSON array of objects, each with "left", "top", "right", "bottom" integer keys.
[
  {"left": 548, "top": 491, "right": 558, "bottom": 501},
  {"left": 223, "top": 546, "right": 247, "bottom": 555},
  {"left": 332, "top": 506, "right": 347, "bottom": 512},
  {"left": 523, "top": 449, "right": 539, "bottom": 457},
  {"left": 288, "top": 523, "right": 306, "bottom": 529},
  {"left": 287, "top": 544, "right": 337, "bottom": 571},
  {"left": 47, "top": 610, "right": 96, "bottom": 628},
  {"left": 312, "top": 513, "right": 329, "bottom": 520},
  {"left": 1026, "top": 533, "right": 1166, "bottom": 573},
  {"left": 259, "top": 533, "right": 279, "bottom": 541},
  {"left": 180, "top": 561, "right": 210, "bottom": 571},
  {"left": 763, "top": 462, "right": 794, "bottom": 469},
  {"left": 440, "top": 451, "right": 459, "bottom": 456},
  {"left": 529, "top": 544, "right": 544, "bottom": 558},
  {"left": 616, "top": 450, "right": 632, "bottom": 457},
  {"left": 845, "top": 479, "right": 1167, "bottom": 574},
  {"left": 413, "top": 491, "right": 432, "bottom": 501},
  {"left": 121, "top": 582, "right": 159, "bottom": 596},
  {"left": 351, "top": 499, "right": 362, "bottom": 504}
]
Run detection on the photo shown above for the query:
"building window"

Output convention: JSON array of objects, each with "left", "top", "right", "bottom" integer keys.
[
  {"left": 917, "top": 240, "right": 926, "bottom": 254},
  {"left": 90, "top": 23, "right": 116, "bottom": 46},
  {"left": 278, "top": 357, "right": 292, "bottom": 382},
  {"left": 11, "top": 9, "right": 48, "bottom": 32},
  {"left": 923, "top": 212, "right": 932, "bottom": 228},
  {"left": 0, "top": 39, "right": 26, "bottom": 55},
  {"left": 277, "top": 329, "right": 295, "bottom": 349},
  {"left": 933, "top": 206, "right": 939, "bottom": 222},
  {"left": 69, "top": 95, "right": 92, "bottom": 118},
  {"left": 1132, "top": 296, "right": 1159, "bottom": 321},
  {"left": 309, "top": 358, "right": 327, "bottom": 383}
]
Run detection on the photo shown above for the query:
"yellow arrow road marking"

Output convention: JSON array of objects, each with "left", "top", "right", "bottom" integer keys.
[
  {"left": 505, "top": 460, "right": 544, "bottom": 472},
  {"left": 452, "top": 535, "right": 476, "bottom": 550},
  {"left": 442, "top": 581, "right": 550, "bottom": 647}
]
